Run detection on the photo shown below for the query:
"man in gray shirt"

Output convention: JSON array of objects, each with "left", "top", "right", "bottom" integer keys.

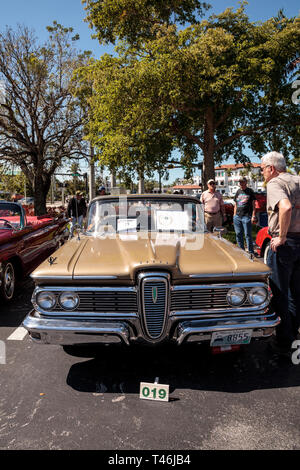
[{"left": 261, "top": 151, "right": 300, "bottom": 356}]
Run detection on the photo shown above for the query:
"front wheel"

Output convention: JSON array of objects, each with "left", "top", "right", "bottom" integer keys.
[
  {"left": 0, "top": 261, "right": 15, "bottom": 302},
  {"left": 263, "top": 241, "right": 270, "bottom": 265}
]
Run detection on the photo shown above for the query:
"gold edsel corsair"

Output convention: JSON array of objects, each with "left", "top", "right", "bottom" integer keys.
[{"left": 23, "top": 194, "right": 280, "bottom": 350}]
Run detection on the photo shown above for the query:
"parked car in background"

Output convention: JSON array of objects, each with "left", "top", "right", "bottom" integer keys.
[
  {"left": 24, "top": 194, "right": 279, "bottom": 354},
  {"left": 254, "top": 192, "right": 268, "bottom": 227},
  {"left": 11, "top": 193, "right": 24, "bottom": 202},
  {"left": 223, "top": 201, "right": 234, "bottom": 224},
  {"left": 255, "top": 226, "right": 271, "bottom": 264},
  {"left": 254, "top": 192, "right": 266, "bottom": 212},
  {"left": 19, "top": 197, "right": 35, "bottom": 205},
  {"left": 0, "top": 201, "right": 68, "bottom": 301}
]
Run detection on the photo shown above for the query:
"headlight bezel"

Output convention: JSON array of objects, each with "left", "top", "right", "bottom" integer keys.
[
  {"left": 226, "top": 287, "right": 247, "bottom": 306},
  {"left": 35, "top": 290, "right": 57, "bottom": 310},
  {"left": 58, "top": 291, "right": 80, "bottom": 311},
  {"left": 248, "top": 286, "right": 268, "bottom": 306}
]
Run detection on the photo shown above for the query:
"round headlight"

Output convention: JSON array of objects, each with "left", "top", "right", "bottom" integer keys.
[
  {"left": 59, "top": 292, "right": 79, "bottom": 310},
  {"left": 248, "top": 287, "right": 268, "bottom": 305},
  {"left": 227, "top": 288, "right": 246, "bottom": 306},
  {"left": 36, "top": 291, "right": 56, "bottom": 310}
]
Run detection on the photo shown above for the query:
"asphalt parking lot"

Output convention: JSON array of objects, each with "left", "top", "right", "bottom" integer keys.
[{"left": 0, "top": 277, "right": 300, "bottom": 451}]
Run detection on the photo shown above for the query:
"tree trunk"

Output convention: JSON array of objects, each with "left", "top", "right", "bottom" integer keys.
[
  {"left": 202, "top": 109, "right": 216, "bottom": 189},
  {"left": 33, "top": 174, "right": 51, "bottom": 216}
]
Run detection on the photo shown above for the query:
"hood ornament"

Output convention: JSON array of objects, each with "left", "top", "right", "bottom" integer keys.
[
  {"left": 48, "top": 256, "right": 57, "bottom": 266},
  {"left": 152, "top": 286, "right": 158, "bottom": 304}
]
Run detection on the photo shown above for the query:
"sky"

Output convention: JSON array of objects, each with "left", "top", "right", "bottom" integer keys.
[{"left": 0, "top": 0, "right": 299, "bottom": 183}]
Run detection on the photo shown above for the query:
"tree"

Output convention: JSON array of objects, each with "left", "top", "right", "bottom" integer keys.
[
  {"left": 79, "top": 4, "right": 300, "bottom": 186},
  {"left": 0, "top": 23, "right": 91, "bottom": 215},
  {"left": 82, "top": 0, "right": 210, "bottom": 44},
  {"left": 0, "top": 164, "right": 27, "bottom": 196}
]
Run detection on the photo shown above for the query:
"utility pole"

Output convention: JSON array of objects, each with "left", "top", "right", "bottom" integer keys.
[
  {"left": 89, "top": 144, "right": 96, "bottom": 201},
  {"left": 138, "top": 169, "right": 144, "bottom": 194},
  {"left": 110, "top": 171, "right": 116, "bottom": 193}
]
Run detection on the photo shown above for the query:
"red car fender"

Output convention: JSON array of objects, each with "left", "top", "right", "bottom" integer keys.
[{"left": 255, "top": 226, "right": 271, "bottom": 256}]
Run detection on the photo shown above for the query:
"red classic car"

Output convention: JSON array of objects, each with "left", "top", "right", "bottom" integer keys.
[
  {"left": 255, "top": 226, "right": 271, "bottom": 264},
  {"left": 0, "top": 201, "right": 68, "bottom": 301},
  {"left": 254, "top": 192, "right": 267, "bottom": 212}
]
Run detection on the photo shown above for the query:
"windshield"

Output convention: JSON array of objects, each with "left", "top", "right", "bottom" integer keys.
[
  {"left": 0, "top": 203, "right": 22, "bottom": 230},
  {"left": 86, "top": 197, "right": 205, "bottom": 235}
]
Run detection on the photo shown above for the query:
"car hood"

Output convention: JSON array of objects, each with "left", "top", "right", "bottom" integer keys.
[{"left": 32, "top": 232, "right": 270, "bottom": 283}]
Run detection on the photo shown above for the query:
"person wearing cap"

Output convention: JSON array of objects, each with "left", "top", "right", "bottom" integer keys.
[
  {"left": 98, "top": 186, "right": 106, "bottom": 196},
  {"left": 200, "top": 179, "right": 226, "bottom": 232},
  {"left": 67, "top": 190, "right": 87, "bottom": 237},
  {"left": 233, "top": 177, "right": 257, "bottom": 254}
]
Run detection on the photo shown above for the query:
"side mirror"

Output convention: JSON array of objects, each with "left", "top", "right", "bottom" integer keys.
[{"left": 213, "top": 226, "right": 227, "bottom": 238}]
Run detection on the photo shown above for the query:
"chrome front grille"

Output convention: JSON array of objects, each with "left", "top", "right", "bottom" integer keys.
[
  {"left": 140, "top": 274, "right": 169, "bottom": 339},
  {"left": 171, "top": 286, "right": 252, "bottom": 311},
  {"left": 77, "top": 291, "right": 138, "bottom": 313}
]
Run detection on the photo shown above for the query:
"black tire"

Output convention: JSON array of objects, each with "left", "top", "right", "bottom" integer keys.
[
  {"left": 263, "top": 241, "right": 270, "bottom": 265},
  {"left": 0, "top": 261, "right": 15, "bottom": 302}
]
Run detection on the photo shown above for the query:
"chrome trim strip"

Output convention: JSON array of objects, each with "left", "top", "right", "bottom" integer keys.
[
  {"left": 189, "top": 272, "right": 270, "bottom": 278},
  {"left": 170, "top": 306, "right": 269, "bottom": 317},
  {"left": 31, "top": 275, "right": 73, "bottom": 280},
  {"left": 172, "top": 282, "right": 268, "bottom": 291},
  {"left": 73, "top": 276, "right": 118, "bottom": 280}
]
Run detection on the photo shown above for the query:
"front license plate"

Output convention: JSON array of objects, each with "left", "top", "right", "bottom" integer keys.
[{"left": 210, "top": 329, "right": 252, "bottom": 347}]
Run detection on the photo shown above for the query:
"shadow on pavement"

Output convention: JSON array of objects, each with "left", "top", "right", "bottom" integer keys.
[
  {"left": 66, "top": 340, "right": 300, "bottom": 395},
  {"left": 0, "top": 278, "right": 34, "bottom": 328}
]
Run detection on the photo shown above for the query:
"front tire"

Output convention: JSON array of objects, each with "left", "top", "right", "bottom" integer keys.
[
  {"left": 0, "top": 262, "right": 15, "bottom": 301},
  {"left": 263, "top": 241, "right": 270, "bottom": 265}
]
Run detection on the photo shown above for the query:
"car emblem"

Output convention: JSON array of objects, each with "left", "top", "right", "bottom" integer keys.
[{"left": 152, "top": 286, "right": 158, "bottom": 304}]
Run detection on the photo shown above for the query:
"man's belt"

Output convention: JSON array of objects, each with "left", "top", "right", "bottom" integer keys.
[
  {"left": 205, "top": 211, "right": 219, "bottom": 215},
  {"left": 269, "top": 231, "right": 300, "bottom": 239}
]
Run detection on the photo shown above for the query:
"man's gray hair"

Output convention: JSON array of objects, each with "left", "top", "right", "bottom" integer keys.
[{"left": 261, "top": 151, "right": 286, "bottom": 171}]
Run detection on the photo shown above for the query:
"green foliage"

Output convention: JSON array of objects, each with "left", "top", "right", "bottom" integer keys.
[
  {"left": 0, "top": 166, "right": 28, "bottom": 196},
  {"left": 82, "top": 0, "right": 210, "bottom": 44},
  {"left": 78, "top": 4, "right": 300, "bottom": 184}
]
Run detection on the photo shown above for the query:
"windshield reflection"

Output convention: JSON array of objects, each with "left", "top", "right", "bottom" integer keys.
[{"left": 86, "top": 198, "right": 205, "bottom": 235}]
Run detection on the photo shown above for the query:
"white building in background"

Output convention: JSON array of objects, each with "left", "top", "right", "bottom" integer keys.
[
  {"left": 193, "top": 163, "right": 264, "bottom": 197},
  {"left": 214, "top": 163, "right": 264, "bottom": 196}
]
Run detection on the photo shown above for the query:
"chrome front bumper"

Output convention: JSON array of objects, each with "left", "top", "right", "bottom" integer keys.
[{"left": 23, "top": 310, "right": 280, "bottom": 346}]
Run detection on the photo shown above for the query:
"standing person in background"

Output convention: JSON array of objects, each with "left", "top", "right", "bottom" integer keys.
[
  {"left": 233, "top": 177, "right": 257, "bottom": 255},
  {"left": 79, "top": 191, "right": 87, "bottom": 221},
  {"left": 261, "top": 151, "right": 300, "bottom": 357},
  {"left": 200, "top": 179, "right": 226, "bottom": 232},
  {"left": 98, "top": 186, "right": 106, "bottom": 196},
  {"left": 67, "top": 191, "right": 86, "bottom": 237}
]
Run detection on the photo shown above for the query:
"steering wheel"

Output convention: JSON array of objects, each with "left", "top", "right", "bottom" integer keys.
[{"left": 0, "top": 218, "right": 14, "bottom": 229}]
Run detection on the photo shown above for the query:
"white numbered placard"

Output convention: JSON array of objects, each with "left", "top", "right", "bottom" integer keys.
[{"left": 139, "top": 382, "right": 169, "bottom": 402}]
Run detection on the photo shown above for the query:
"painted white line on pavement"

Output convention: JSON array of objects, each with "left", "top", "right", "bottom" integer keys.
[{"left": 7, "top": 327, "right": 28, "bottom": 341}]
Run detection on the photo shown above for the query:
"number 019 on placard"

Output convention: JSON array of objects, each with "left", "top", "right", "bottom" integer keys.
[{"left": 139, "top": 382, "right": 169, "bottom": 402}]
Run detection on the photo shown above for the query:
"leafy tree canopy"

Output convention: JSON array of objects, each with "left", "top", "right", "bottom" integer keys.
[
  {"left": 78, "top": 4, "right": 300, "bottom": 184},
  {"left": 82, "top": 0, "right": 210, "bottom": 44}
]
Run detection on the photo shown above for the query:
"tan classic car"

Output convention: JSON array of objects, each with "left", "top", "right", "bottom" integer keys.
[{"left": 23, "top": 194, "right": 280, "bottom": 350}]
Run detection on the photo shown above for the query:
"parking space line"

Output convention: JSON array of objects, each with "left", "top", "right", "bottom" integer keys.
[{"left": 7, "top": 327, "right": 28, "bottom": 341}]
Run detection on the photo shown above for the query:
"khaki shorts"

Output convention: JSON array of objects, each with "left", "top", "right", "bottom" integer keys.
[{"left": 204, "top": 212, "right": 222, "bottom": 232}]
